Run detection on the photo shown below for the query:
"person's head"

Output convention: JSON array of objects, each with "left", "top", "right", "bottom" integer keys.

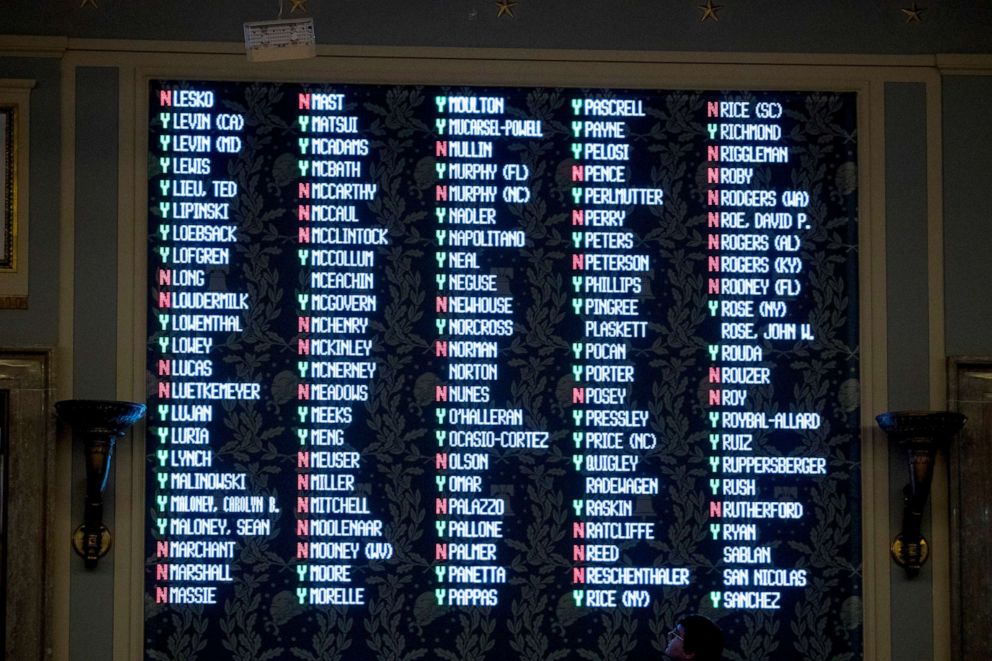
[{"left": 664, "top": 614, "right": 724, "bottom": 661}]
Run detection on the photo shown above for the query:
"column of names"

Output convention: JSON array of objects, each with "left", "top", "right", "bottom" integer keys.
[
  {"left": 704, "top": 98, "right": 825, "bottom": 611},
  {"left": 568, "top": 97, "right": 687, "bottom": 610},
  {"left": 295, "top": 91, "right": 389, "bottom": 607},
  {"left": 432, "top": 95, "right": 547, "bottom": 608},
  {"left": 151, "top": 88, "right": 265, "bottom": 606}
]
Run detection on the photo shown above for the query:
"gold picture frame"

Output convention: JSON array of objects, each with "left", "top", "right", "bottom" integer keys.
[
  {"left": 1, "top": 105, "right": 15, "bottom": 272},
  {"left": 0, "top": 80, "right": 32, "bottom": 310}
]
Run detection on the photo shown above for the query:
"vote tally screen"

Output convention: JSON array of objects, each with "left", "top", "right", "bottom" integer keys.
[{"left": 145, "top": 80, "right": 862, "bottom": 659}]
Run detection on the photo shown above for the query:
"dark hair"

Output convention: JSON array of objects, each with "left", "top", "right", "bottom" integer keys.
[{"left": 679, "top": 614, "right": 724, "bottom": 661}]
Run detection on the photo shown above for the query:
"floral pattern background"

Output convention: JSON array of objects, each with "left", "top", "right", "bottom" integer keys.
[{"left": 147, "top": 82, "right": 861, "bottom": 660}]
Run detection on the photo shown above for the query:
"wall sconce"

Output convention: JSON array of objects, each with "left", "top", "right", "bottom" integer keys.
[
  {"left": 56, "top": 399, "right": 146, "bottom": 569},
  {"left": 876, "top": 410, "right": 965, "bottom": 577}
]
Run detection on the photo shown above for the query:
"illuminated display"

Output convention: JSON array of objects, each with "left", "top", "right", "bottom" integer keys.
[{"left": 146, "top": 81, "right": 861, "bottom": 658}]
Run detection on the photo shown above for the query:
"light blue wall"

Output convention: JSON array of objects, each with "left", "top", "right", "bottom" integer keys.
[
  {"left": 944, "top": 75, "right": 992, "bottom": 357},
  {"left": 885, "top": 82, "right": 933, "bottom": 661},
  {"left": 69, "top": 66, "right": 120, "bottom": 661}
]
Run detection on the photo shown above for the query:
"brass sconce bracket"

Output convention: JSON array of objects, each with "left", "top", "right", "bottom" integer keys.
[
  {"left": 876, "top": 410, "right": 965, "bottom": 577},
  {"left": 56, "top": 399, "right": 146, "bottom": 569}
]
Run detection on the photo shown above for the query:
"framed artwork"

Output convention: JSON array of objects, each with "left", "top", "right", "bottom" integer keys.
[{"left": 0, "top": 80, "right": 32, "bottom": 310}]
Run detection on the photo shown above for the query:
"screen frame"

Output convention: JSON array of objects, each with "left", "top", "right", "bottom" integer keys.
[{"left": 105, "top": 45, "right": 930, "bottom": 661}]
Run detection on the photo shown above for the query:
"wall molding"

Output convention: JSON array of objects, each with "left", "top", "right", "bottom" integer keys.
[{"left": 12, "top": 44, "right": 942, "bottom": 661}]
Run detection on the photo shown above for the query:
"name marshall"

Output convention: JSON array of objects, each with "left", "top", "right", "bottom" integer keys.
[{"left": 157, "top": 563, "right": 233, "bottom": 582}]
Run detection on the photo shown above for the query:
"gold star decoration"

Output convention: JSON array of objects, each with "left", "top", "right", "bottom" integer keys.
[
  {"left": 901, "top": 3, "right": 925, "bottom": 23},
  {"left": 699, "top": 0, "right": 721, "bottom": 22},
  {"left": 290, "top": 0, "right": 308, "bottom": 13},
  {"left": 80, "top": 0, "right": 97, "bottom": 7},
  {"left": 496, "top": 0, "right": 517, "bottom": 18}
]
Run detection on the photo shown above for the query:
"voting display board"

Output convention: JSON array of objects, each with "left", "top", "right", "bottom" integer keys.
[{"left": 145, "top": 80, "right": 862, "bottom": 659}]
